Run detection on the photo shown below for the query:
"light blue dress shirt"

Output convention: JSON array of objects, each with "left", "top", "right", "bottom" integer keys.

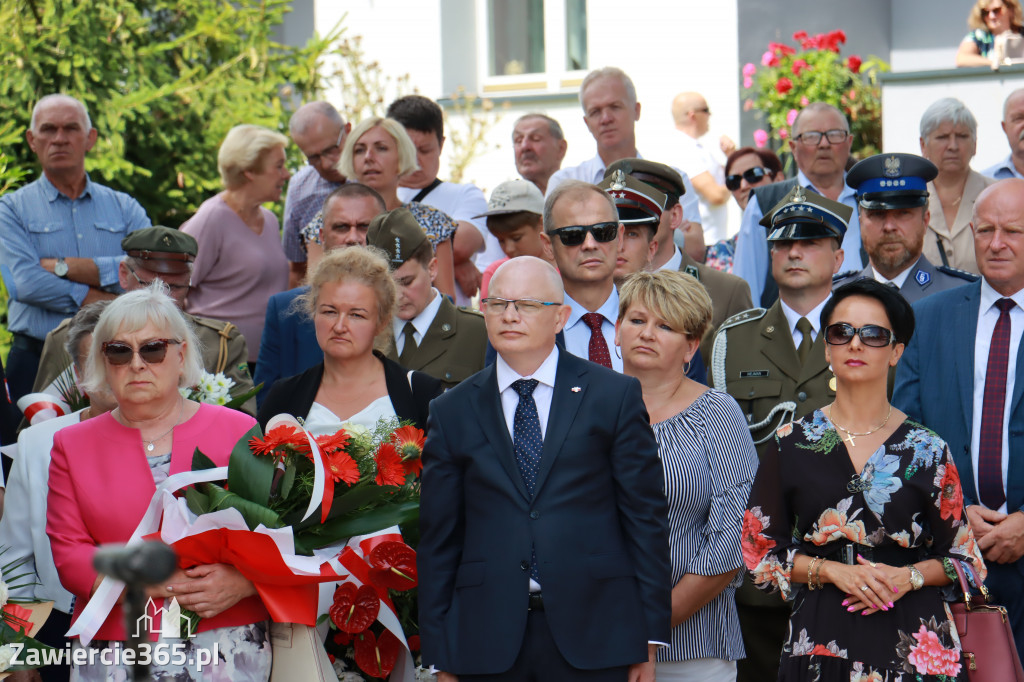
[{"left": 561, "top": 288, "right": 622, "bottom": 372}]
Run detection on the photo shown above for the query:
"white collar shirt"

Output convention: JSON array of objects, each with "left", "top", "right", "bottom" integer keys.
[
  {"left": 392, "top": 289, "right": 441, "bottom": 355},
  {"left": 780, "top": 295, "right": 832, "bottom": 350},
  {"left": 496, "top": 346, "right": 559, "bottom": 443},
  {"left": 562, "top": 288, "right": 622, "bottom": 372}
]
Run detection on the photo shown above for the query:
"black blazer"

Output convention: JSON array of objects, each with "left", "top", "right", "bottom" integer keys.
[{"left": 257, "top": 351, "right": 443, "bottom": 431}]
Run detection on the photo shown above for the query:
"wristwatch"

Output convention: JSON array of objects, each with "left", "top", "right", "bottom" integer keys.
[
  {"left": 54, "top": 257, "right": 69, "bottom": 278},
  {"left": 906, "top": 565, "right": 924, "bottom": 591}
]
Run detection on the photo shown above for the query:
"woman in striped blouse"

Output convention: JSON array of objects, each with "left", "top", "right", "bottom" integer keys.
[{"left": 616, "top": 270, "right": 759, "bottom": 682}]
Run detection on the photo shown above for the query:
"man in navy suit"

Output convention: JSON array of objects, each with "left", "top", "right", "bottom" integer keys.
[
  {"left": 253, "top": 183, "right": 384, "bottom": 403},
  {"left": 893, "top": 178, "right": 1024, "bottom": 659},
  {"left": 419, "top": 256, "right": 671, "bottom": 681}
]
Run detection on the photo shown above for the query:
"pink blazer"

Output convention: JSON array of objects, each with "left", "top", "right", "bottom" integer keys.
[{"left": 46, "top": 403, "right": 268, "bottom": 640}]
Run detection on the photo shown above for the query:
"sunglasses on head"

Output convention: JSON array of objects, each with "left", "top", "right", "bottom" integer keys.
[
  {"left": 725, "top": 167, "right": 770, "bottom": 191},
  {"left": 102, "top": 338, "right": 181, "bottom": 366},
  {"left": 824, "top": 323, "right": 894, "bottom": 348},
  {"left": 549, "top": 221, "right": 619, "bottom": 246}
]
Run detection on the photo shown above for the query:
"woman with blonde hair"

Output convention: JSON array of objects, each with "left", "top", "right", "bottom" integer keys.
[
  {"left": 182, "top": 124, "right": 291, "bottom": 367},
  {"left": 956, "top": 0, "right": 1024, "bottom": 66},
  {"left": 616, "top": 270, "right": 758, "bottom": 681}
]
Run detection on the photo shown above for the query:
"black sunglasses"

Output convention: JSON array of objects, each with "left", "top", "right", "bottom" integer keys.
[
  {"left": 102, "top": 339, "right": 181, "bottom": 366},
  {"left": 549, "top": 221, "right": 619, "bottom": 246},
  {"left": 725, "top": 167, "right": 770, "bottom": 191},
  {"left": 824, "top": 323, "right": 894, "bottom": 348}
]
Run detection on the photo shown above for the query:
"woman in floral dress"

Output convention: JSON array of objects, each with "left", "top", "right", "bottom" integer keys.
[{"left": 743, "top": 280, "right": 985, "bottom": 681}]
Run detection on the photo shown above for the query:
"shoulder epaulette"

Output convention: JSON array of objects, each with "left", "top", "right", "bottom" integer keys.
[
  {"left": 832, "top": 270, "right": 862, "bottom": 283},
  {"left": 936, "top": 265, "right": 980, "bottom": 282},
  {"left": 457, "top": 306, "right": 484, "bottom": 318},
  {"left": 719, "top": 307, "right": 767, "bottom": 331}
]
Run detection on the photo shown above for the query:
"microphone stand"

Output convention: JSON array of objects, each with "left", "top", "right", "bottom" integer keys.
[{"left": 123, "top": 583, "right": 152, "bottom": 682}]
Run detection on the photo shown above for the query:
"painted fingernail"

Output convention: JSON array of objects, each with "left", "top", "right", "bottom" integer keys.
[
  {"left": 847, "top": 606, "right": 856, "bottom": 612},
  {"left": 862, "top": 609, "right": 870, "bottom": 615},
  {"left": 166, "top": 585, "right": 174, "bottom": 592},
  {"left": 842, "top": 599, "right": 849, "bottom": 606},
  {"left": 881, "top": 605, "right": 888, "bottom": 611},
  {"left": 893, "top": 587, "right": 899, "bottom": 593},
  {"left": 888, "top": 601, "right": 895, "bottom": 608}
]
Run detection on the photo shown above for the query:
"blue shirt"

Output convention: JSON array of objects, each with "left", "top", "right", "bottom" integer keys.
[
  {"left": 732, "top": 171, "right": 862, "bottom": 304},
  {"left": 0, "top": 174, "right": 149, "bottom": 339},
  {"left": 562, "top": 288, "right": 622, "bottom": 372},
  {"left": 982, "top": 153, "right": 1024, "bottom": 180},
  {"left": 281, "top": 165, "right": 343, "bottom": 262}
]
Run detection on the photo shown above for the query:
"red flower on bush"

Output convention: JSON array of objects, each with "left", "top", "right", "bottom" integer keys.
[
  {"left": 354, "top": 629, "right": 402, "bottom": 679},
  {"left": 791, "top": 59, "right": 809, "bottom": 76},
  {"left": 847, "top": 55, "right": 862, "bottom": 73},
  {"left": 768, "top": 41, "right": 795, "bottom": 57},
  {"left": 375, "top": 443, "right": 408, "bottom": 487},
  {"left": 330, "top": 582, "right": 380, "bottom": 634},
  {"left": 775, "top": 77, "right": 793, "bottom": 95},
  {"left": 761, "top": 51, "right": 779, "bottom": 68},
  {"left": 368, "top": 541, "right": 418, "bottom": 591}
]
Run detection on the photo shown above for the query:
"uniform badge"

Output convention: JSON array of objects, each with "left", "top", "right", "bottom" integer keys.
[
  {"left": 792, "top": 187, "right": 806, "bottom": 203},
  {"left": 571, "top": 386, "right": 581, "bottom": 393},
  {"left": 915, "top": 269, "right": 931, "bottom": 286},
  {"left": 765, "top": 325, "right": 775, "bottom": 334},
  {"left": 884, "top": 155, "right": 901, "bottom": 177},
  {"left": 609, "top": 169, "right": 627, "bottom": 191},
  {"left": 441, "top": 323, "right": 451, "bottom": 332},
  {"left": 684, "top": 265, "right": 699, "bottom": 280}
]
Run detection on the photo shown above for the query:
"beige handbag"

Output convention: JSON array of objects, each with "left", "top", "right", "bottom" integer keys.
[{"left": 269, "top": 622, "right": 335, "bottom": 682}]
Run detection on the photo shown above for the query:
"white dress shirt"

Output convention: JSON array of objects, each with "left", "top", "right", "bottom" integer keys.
[
  {"left": 561, "top": 288, "right": 622, "bottom": 372},
  {"left": 674, "top": 131, "right": 729, "bottom": 243},
  {"left": 392, "top": 288, "right": 442, "bottom": 355},
  {"left": 658, "top": 246, "right": 684, "bottom": 272},
  {"left": 970, "top": 280, "right": 1024, "bottom": 513},
  {"left": 871, "top": 258, "right": 916, "bottom": 290},
  {"left": 780, "top": 295, "right": 832, "bottom": 350}
]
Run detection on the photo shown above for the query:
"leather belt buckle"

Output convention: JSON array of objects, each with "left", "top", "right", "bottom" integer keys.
[{"left": 527, "top": 592, "right": 544, "bottom": 611}]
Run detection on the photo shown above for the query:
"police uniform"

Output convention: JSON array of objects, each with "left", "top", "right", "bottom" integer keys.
[
  {"left": 29, "top": 227, "right": 255, "bottom": 416},
  {"left": 834, "top": 153, "right": 979, "bottom": 302},
  {"left": 710, "top": 186, "right": 850, "bottom": 682},
  {"left": 368, "top": 207, "right": 488, "bottom": 389}
]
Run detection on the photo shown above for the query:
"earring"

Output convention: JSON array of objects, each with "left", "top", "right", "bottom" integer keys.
[
  {"left": 683, "top": 360, "right": 691, "bottom": 375},
  {"left": 614, "top": 345, "right": 622, "bottom": 360}
]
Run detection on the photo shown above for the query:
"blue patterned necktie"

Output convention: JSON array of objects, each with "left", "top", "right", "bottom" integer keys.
[{"left": 512, "top": 378, "right": 542, "bottom": 582}]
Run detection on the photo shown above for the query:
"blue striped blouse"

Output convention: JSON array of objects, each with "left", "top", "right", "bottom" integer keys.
[{"left": 652, "top": 389, "right": 759, "bottom": 662}]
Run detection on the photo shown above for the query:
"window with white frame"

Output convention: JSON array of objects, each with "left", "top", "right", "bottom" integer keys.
[{"left": 478, "top": 0, "right": 588, "bottom": 91}]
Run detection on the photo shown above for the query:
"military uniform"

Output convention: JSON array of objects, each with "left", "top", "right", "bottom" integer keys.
[
  {"left": 832, "top": 255, "right": 977, "bottom": 303},
  {"left": 679, "top": 250, "right": 753, "bottom": 368},
  {"left": 31, "top": 313, "right": 255, "bottom": 415},
  {"left": 386, "top": 298, "right": 486, "bottom": 389}
]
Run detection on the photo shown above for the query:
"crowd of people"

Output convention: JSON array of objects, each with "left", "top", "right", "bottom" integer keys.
[{"left": 0, "top": 53, "right": 1020, "bottom": 682}]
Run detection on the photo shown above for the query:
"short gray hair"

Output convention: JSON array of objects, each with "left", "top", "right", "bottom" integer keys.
[
  {"left": 514, "top": 113, "right": 565, "bottom": 141},
  {"left": 580, "top": 67, "right": 637, "bottom": 111},
  {"left": 920, "top": 98, "right": 978, "bottom": 141},
  {"left": 82, "top": 282, "right": 203, "bottom": 396},
  {"left": 65, "top": 301, "right": 111, "bottom": 368},
  {"left": 792, "top": 102, "right": 850, "bottom": 135},
  {"left": 543, "top": 180, "right": 617, "bottom": 233},
  {"left": 289, "top": 101, "right": 345, "bottom": 137},
  {"left": 31, "top": 94, "right": 92, "bottom": 133},
  {"left": 217, "top": 124, "right": 289, "bottom": 189},
  {"left": 1003, "top": 87, "right": 1024, "bottom": 119}
]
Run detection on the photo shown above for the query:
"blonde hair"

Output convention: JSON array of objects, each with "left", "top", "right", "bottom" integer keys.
[
  {"left": 617, "top": 270, "right": 713, "bottom": 341},
  {"left": 217, "top": 124, "right": 289, "bottom": 189},
  {"left": 300, "top": 246, "right": 397, "bottom": 354},
  {"left": 337, "top": 117, "right": 419, "bottom": 181},
  {"left": 969, "top": 0, "right": 1023, "bottom": 31},
  {"left": 82, "top": 282, "right": 203, "bottom": 396}
]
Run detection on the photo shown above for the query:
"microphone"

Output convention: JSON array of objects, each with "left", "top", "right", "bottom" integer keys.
[{"left": 93, "top": 541, "right": 178, "bottom": 585}]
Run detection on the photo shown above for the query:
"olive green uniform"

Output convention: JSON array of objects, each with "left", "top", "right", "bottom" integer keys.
[
  {"left": 31, "top": 313, "right": 255, "bottom": 416},
  {"left": 710, "top": 302, "right": 836, "bottom": 682},
  {"left": 386, "top": 297, "right": 487, "bottom": 389},
  {"left": 678, "top": 250, "right": 753, "bottom": 370}
]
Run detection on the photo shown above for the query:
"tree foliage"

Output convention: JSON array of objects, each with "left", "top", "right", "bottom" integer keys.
[{"left": 0, "top": 0, "right": 336, "bottom": 226}]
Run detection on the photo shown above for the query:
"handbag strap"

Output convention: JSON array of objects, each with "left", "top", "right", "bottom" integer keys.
[
  {"left": 410, "top": 178, "right": 443, "bottom": 203},
  {"left": 951, "top": 557, "right": 973, "bottom": 611},
  {"left": 962, "top": 559, "right": 991, "bottom": 602}
]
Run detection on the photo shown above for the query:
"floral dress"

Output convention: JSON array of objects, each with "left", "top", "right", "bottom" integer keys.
[
  {"left": 742, "top": 411, "right": 985, "bottom": 682},
  {"left": 300, "top": 200, "right": 457, "bottom": 249}
]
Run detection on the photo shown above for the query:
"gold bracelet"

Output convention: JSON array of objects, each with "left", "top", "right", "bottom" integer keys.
[
  {"left": 807, "top": 557, "right": 817, "bottom": 589},
  {"left": 813, "top": 558, "right": 825, "bottom": 590}
]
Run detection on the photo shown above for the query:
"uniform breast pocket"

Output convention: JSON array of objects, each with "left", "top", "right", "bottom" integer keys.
[
  {"left": 730, "top": 378, "right": 783, "bottom": 403},
  {"left": 438, "top": 364, "right": 476, "bottom": 385}
]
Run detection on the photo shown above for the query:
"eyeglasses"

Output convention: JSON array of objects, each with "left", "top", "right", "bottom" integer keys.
[
  {"left": 306, "top": 130, "right": 345, "bottom": 167},
  {"left": 102, "top": 339, "right": 182, "bottom": 366},
  {"left": 480, "top": 297, "right": 561, "bottom": 315},
  {"left": 548, "top": 221, "right": 619, "bottom": 246},
  {"left": 823, "top": 323, "right": 895, "bottom": 348},
  {"left": 725, "top": 167, "right": 771, "bottom": 190},
  {"left": 793, "top": 129, "right": 850, "bottom": 146},
  {"left": 692, "top": 107, "right": 711, "bottom": 115},
  {"left": 983, "top": 5, "right": 1005, "bottom": 17},
  {"left": 126, "top": 264, "right": 190, "bottom": 294}
]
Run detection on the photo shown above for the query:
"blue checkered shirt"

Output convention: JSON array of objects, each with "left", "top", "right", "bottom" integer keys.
[{"left": 281, "top": 165, "right": 343, "bottom": 262}]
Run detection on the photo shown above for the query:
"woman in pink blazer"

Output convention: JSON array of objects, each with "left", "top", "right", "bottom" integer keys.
[{"left": 46, "top": 283, "right": 271, "bottom": 681}]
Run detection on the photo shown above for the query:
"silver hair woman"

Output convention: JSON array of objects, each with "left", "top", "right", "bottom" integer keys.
[{"left": 46, "top": 283, "right": 274, "bottom": 681}]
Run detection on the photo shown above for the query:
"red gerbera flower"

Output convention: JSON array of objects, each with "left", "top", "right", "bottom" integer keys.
[
  {"left": 249, "top": 425, "right": 307, "bottom": 458},
  {"left": 391, "top": 425, "right": 425, "bottom": 477},
  {"left": 375, "top": 443, "right": 408, "bottom": 487},
  {"left": 326, "top": 449, "right": 361, "bottom": 486},
  {"left": 316, "top": 430, "right": 351, "bottom": 454}
]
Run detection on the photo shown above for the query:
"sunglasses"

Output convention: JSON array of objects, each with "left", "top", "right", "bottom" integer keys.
[
  {"left": 983, "top": 5, "right": 1005, "bottom": 16},
  {"left": 549, "top": 221, "right": 619, "bottom": 246},
  {"left": 102, "top": 338, "right": 182, "bottom": 366},
  {"left": 725, "top": 167, "right": 770, "bottom": 191},
  {"left": 824, "top": 323, "right": 894, "bottom": 348}
]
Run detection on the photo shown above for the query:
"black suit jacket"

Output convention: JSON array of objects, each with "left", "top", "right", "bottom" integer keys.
[
  {"left": 257, "top": 351, "right": 443, "bottom": 431},
  {"left": 418, "top": 350, "right": 671, "bottom": 674}
]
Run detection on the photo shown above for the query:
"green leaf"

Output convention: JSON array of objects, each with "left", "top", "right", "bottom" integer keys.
[
  {"left": 295, "top": 501, "right": 420, "bottom": 553},
  {"left": 204, "top": 483, "right": 283, "bottom": 529},
  {"left": 185, "top": 486, "right": 210, "bottom": 515},
  {"left": 223, "top": 383, "right": 261, "bottom": 409},
  {"left": 280, "top": 462, "right": 296, "bottom": 500},
  {"left": 227, "top": 423, "right": 275, "bottom": 505},
  {"left": 191, "top": 447, "right": 218, "bottom": 471}
]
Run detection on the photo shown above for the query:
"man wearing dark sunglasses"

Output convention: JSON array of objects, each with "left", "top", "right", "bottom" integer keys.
[
  {"left": 834, "top": 153, "right": 978, "bottom": 302},
  {"left": 733, "top": 102, "right": 864, "bottom": 309},
  {"left": 711, "top": 186, "right": 851, "bottom": 682},
  {"left": 540, "top": 180, "right": 624, "bottom": 371},
  {"left": 283, "top": 102, "right": 350, "bottom": 288},
  {"left": 671, "top": 91, "right": 733, "bottom": 244},
  {"left": 29, "top": 226, "right": 255, "bottom": 416}
]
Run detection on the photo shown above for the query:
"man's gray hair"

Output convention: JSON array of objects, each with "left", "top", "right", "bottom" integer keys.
[
  {"left": 514, "top": 113, "right": 565, "bottom": 141},
  {"left": 1003, "top": 87, "right": 1024, "bottom": 120},
  {"left": 543, "top": 180, "right": 617, "bottom": 233},
  {"left": 579, "top": 67, "right": 637, "bottom": 111},
  {"left": 31, "top": 94, "right": 92, "bottom": 133},
  {"left": 920, "top": 98, "right": 977, "bottom": 141},
  {"left": 289, "top": 101, "right": 345, "bottom": 137},
  {"left": 791, "top": 102, "right": 850, "bottom": 136}
]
